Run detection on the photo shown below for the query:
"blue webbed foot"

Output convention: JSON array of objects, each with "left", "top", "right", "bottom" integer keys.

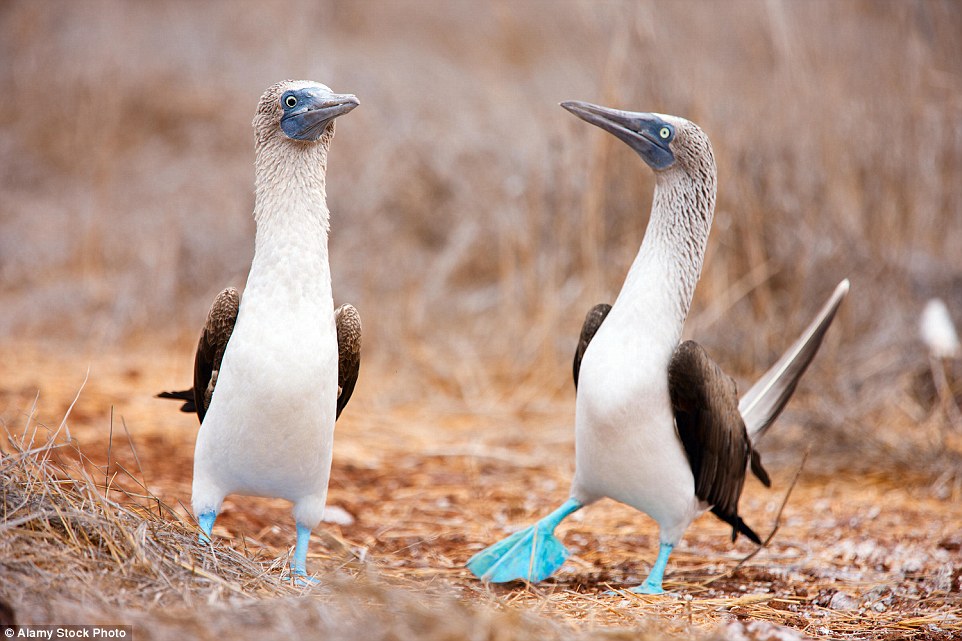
[
  {"left": 467, "top": 499, "right": 582, "bottom": 583},
  {"left": 289, "top": 568, "right": 322, "bottom": 587},
  {"left": 198, "top": 510, "right": 217, "bottom": 544},
  {"left": 467, "top": 522, "right": 568, "bottom": 583},
  {"left": 629, "top": 580, "right": 665, "bottom": 595}
]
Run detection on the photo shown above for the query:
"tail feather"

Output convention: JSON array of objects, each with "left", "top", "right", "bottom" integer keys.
[
  {"left": 750, "top": 449, "right": 771, "bottom": 487},
  {"left": 711, "top": 507, "right": 763, "bottom": 544},
  {"left": 156, "top": 389, "right": 197, "bottom": 414},
  {"left": 740, "top": 279, "right": 849, "bottom": 440}
]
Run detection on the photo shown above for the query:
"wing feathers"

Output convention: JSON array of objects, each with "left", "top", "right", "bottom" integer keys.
[
  {"left": 669, "top": 340, "right": 761, "bottom": 543},
  {"left": 739, "top": 279, "right": 849, "bottom": 439},
  {"left": 573, "top": 303, "right": 612, "bottom": 389},
  {"left": 670, "top": 281, "right": 847, "bottom": 542},
  {"left": 156, "top": 287, "right": 239, "bottom": 422},
  {"left": 192, "top": 287, "right": 241, "bottom": 423},
  {"left": 335, "top": 303, "right": 362, "bottom": 419}
]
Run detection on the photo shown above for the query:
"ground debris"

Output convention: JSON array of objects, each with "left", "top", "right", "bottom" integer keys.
[{"left": 2, "top": 346, "right": 962, "bottom": 640}]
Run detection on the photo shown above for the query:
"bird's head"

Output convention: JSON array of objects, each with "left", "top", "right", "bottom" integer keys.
[
  {"left": 560, "top": 101, "right": 712, "bottom": 178},
  {"left": 254, "top": 80, "right": 359, "bottom": 146}
]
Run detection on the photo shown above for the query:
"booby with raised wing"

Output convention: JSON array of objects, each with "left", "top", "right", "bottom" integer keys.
[
  {"left": 467, "top": 101, "right": 848, "bottom": 594},
  {"left": 158, "top": 80, "right": 361, "bottom": 580}
]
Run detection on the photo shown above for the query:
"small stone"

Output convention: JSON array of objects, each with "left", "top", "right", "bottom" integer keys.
[
  {"left": 828, "top": 591, "right": 858, "bottom": 611},
  {"left": 321, "top": 505, "right": 355, "bottom": 526}
]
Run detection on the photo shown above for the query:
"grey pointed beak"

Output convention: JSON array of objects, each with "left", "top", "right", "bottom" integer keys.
[
  {"left": 561, "top": 100, "right": 675, "bottom": 170},
  {"left": 281, "top": 93, "right": 359, "bottom": 142}
]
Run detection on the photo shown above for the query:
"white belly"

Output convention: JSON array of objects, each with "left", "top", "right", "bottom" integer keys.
[
  {"left": 570, "top": 313, "right": 699, "bottom": 542},
  {"left": 192, "top": 299, "right": 338, "bottom": 507}
]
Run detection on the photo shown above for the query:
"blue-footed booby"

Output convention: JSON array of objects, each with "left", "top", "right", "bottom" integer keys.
[
  {"left": 467, "top": 101, "right": 849, "bottom": 594},
  {"left": 158, "top": 80, "right": 361, "bottom": 580}
]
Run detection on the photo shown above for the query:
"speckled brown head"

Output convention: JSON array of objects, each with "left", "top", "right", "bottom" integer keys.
[{"left": 252, "top": 80, "right": 359, "bottom": 147}]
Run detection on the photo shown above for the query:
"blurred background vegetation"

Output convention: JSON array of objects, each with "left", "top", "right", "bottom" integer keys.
[{"left": 1, "top": 1, "right": 960, "bottom": 456}]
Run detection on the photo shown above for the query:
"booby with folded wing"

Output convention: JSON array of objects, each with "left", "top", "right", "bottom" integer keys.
[{"left": 158, "top": 80, "right": 361, "bottom": 581}]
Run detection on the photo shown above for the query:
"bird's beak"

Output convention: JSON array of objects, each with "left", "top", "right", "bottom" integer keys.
[
  {"left": 561, "top": 101, "right": 674, "bottom": 170},
  {"left": 281, "top": 92, "right": 360, "bottom": 142}
]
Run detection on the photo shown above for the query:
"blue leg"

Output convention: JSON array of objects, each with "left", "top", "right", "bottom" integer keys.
[
  {"left": 467, "top": 498, "right": 582, "bottom": 583},
  {"left": 630, "top": 542, "right": 674, "bottom": 594},
  {"left": 198, "top": 510, "right": 217, "bottom": 544},
  {"left": 291, "top": 522, "right": 320, "bottom": 585}
]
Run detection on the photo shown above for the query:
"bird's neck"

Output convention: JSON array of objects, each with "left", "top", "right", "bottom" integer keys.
[
  {"left": 619, "top": 166, "right": 716, "bottom": 334},
  {"left": 251, "top": 140, "right": 331, "bottom": 259},
  {"left": 247, "top": 140, "right": 333, "bottom": 297}
]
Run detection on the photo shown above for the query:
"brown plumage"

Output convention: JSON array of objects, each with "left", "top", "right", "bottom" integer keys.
[
  {"left": 568, "top": 284, "right": 846, "bottom": 544},
  {"left": 334, "top": 303, "right": 361, "bottom": 419},
  {"left": 572, "top": 303, "right": 611, "bottom": 389},
  {"left": 156, "top": 287, "right": 238, "bottom": 420},
  {"left": 668, "top": 340, "right": 770, "bottom": 544},
  {"left": 158, "top": 291, "right": 362, "bottom": 423},
  {"left": 193, "top": 287, "right": 240, "bottom": 422}
]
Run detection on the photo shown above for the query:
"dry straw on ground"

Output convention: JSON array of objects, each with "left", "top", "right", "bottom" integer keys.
[
  {"left": 1, "top": 350, "right": 960, "bottom": 640},
  {"left": 0, "top": 412, "right": 727, "bottom": 641}
]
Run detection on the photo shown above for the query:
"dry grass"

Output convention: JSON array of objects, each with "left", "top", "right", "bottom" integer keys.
[
  {"left": 2, "top": 344, "right": 961, "bottom": 640},
  {"left": 0, "top": 386, "right": 660, "bottom": 641},
  {"left": 1, "top": 1, "right": 960, "bottom": 372},
  {"left": 0, "top": 371, "right": 737, "bottom": 641}
]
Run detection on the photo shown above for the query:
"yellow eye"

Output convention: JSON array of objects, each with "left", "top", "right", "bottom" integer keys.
[
  {"left": 659, "top": 127, "right": 671, "bottom": 139},
  {"left": 285, "top": 95, "right": 298, "bottom": 108}
]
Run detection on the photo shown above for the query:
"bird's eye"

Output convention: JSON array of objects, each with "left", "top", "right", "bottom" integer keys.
[
  {"left": 659, "top": 127, "right": 671, "bottom": 140},
  {"left": 285, "top": 95, "right": 298, "bottom": 108}
]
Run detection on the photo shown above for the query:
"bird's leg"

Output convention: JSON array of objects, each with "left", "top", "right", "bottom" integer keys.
[
  {"left": 467, "top": 498, "right": 582, "bottom": 583},
  {"left": 630, "top": 542, "right": 674, "bottom": 594},
  {"left": 290, "top": 522, "right": 320, "bottom": 585},
  {"left": 198, "top": 510, "right": 218, "bottom": 544}
]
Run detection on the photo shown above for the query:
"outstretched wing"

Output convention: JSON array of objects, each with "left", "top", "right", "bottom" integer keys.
[
  {"left": 573, "top": 303, "right": 612, "bottom": 389},
  {"left": 335, "top": 303, "right": 362, "bottom": 420},
  {"left": 192, "top": 288, "right": 240, "bottom": 423},
  {"left": 669, "top": 340, "right": 769, "bottom": 544},
  {"left": 740, "top": 279, "right": 849, "bottom": 439}
]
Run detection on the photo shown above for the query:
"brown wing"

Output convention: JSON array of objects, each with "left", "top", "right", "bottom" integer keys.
[
  {"left": 669, "top": 340, "right": 770, "bottom": 544},
  {"left": 335, "top": 303, "right": 362, "bottom": 420},
  {"left": 156, "top": 287, "right": 239, "bottom": 419},
  {"left": 573, "top": 303, "right": 612, "bottom": 389},
  {"left": 191, "top": 288, "right": 240, "bottom": 423}
]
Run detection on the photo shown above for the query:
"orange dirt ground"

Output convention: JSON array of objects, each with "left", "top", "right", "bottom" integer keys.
[{"left": 1, "top": 339, "right": 960, "bottom": 639}]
